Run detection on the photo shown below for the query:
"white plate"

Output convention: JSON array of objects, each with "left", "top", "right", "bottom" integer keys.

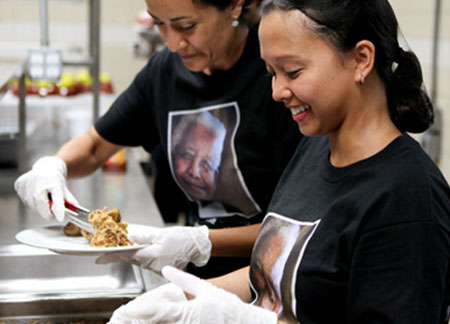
[{"left": 15, "top": 224, "right": 144, "bottom": 256}]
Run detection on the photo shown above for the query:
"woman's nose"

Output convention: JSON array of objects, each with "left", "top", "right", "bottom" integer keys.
[
  {"left": 165, "top": 29, "right": 187, "bottom": 52},
  {"left": 271, "top": 77, "right": 292, "bottom": 103}
]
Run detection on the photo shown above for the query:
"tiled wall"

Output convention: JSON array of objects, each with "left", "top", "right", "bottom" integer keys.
[{"left": 1, "top": 0, "right": 449, "bottom": 180}]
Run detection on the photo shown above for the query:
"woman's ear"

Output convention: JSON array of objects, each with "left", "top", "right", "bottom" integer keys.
[
  {"left": 354, "top": 40, "right": 375, "bottom": 85},
  {"left": 230, "top": 0, "right": 245, "bottom": 19}
]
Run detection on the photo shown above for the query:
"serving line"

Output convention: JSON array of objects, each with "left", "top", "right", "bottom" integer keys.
[{"left": 0, "top": 94, "right": 167, "bottom": 321}]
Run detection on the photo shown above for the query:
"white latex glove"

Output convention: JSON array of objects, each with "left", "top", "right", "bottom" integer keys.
[
  {"left": 14, "top": 156, "right": 78, "bottom": 221},
  {"left": 108, "top": 282, "right": 188, "bottom": 324},
  {"left": 108, "top": 266, "right": 278, "bottom": 324},
  {"left": 96, "top": 225, "right": 212, "bottom": 272}
]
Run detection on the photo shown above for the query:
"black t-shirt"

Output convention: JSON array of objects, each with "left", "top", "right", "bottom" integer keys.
[
  {"left": 95, "top": 28, "right": 301, "bottom": 227},
  {"left": 250, "top": 134, "right": 450, "bottom": 323}
]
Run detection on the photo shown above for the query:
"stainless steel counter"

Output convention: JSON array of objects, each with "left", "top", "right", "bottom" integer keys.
[
  {"left": 0, "top": 92, "right": 163, "bottom": 245},
  {"left": 0, "top": 93, "right": 166, "bottom": 320},
  {"left": 0, "top": 148, "right": 163, "bottom": 245}
]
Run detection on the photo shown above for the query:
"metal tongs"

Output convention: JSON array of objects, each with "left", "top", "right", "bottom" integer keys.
[
  {"left": 48, "top": 194, "right": 95, "bottom": 234},
  {"left": 63, "top": 200, "right": 96, "bottom": 235}
]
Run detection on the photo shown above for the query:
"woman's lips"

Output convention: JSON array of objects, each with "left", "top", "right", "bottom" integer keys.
[
  {"left": 290, "top": 105, "right": 311, "bottom": 122},
  {"left": 180, "top": 53, "right": 196, "bottom": 60},
  {"left": 292, "top": 111, "right": 308, "bottom": 122}
]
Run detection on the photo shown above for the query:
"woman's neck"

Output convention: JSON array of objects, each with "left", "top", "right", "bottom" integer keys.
[
  {"left": 203, "top": 27, "right": 249, "bottom": 75},
  {"left": 328, "top": 78, "right": 402, "bottom": 167}
]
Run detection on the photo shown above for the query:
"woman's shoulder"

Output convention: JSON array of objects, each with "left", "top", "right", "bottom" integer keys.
[
  {"left": 389, "top": 134, "right": 447, "bottom": 185},
  {"left": 362, "top": 134, "right": 450, "bottom": 227},
  {"left": 134, "top": 47, "right": 190, "bottom": 87}
]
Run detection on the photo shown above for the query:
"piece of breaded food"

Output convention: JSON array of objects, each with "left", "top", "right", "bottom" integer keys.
[
  {"left": 106, "top": 207, "right": 121, "bottom": 222},
  {"left": 62, "top": 206, "right": 121, "bottom": 237},
  {"left": 87, "top": 207, "right": 133, "bottom": 248},
  {"left": 63, "top": 222, "right": 82, "bottom": 236}
]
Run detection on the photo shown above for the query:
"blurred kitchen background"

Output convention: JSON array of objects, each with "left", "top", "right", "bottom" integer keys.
[
  {"left": 0, "top": 2, "right": 167, "bottom": 321},
  {"left": 0, "top": 0, "right": 160, "bottom": 96},
  {"left": 0, "top": 0, "right": 165, "bottom": 185},
  {"left": 0, "top": 0, "right": 449, "bottom": 178}
]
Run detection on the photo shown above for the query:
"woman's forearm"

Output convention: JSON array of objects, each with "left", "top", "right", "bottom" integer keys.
[
  {"left": 209, "top": 223, "right": 261, "bottom": 257},
  {"left": 208, "top": 266, "right": 252, "bottom": 302},
  {"left": 55, "top": 126, "right": 122, "bottom": 179}
]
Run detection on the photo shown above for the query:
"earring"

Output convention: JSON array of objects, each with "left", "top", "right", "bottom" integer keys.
[
  {"left": 231, "top": 19, "right": 239, "bottom": 27},
  {"left": 360, "top": 72, "right": 365, "bottom": 85}
]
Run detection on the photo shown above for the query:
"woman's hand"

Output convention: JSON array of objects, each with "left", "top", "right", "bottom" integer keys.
[
  {"left": 108, "top": 266, "right": 278, "bottom": 324},
  {"left": 15, "top": 156, "right": 77, "bottom": 221},
  {"left": 96, "top": 225, "right": 212, "bottom": 272}
]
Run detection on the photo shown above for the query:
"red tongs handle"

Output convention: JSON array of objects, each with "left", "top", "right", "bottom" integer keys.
[
  {"left": 47, "top": 193, "right": 81, "bottom": 213},
  {"left": 63, "top": 199, "right": 78, "bottom": 212}
]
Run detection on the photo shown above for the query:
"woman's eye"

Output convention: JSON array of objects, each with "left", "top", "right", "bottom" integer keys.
[
  {"left": 286, "top": 69, "right": 302, "bottom": 78},
  {"left": 266, "top": 71, "right": 275, "bottom": 78},
  {"left": 176, "top": 24, "right": 195, "bottom": 31}
]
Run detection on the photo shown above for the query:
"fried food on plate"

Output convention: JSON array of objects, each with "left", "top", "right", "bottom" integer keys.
[{"left": 63, "top": 207, "right": 133, "bottom": 248}]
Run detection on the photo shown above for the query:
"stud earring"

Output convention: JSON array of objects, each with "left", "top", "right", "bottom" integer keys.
[
  {"left": 231, "top": 19, "right": 239, "bottom": 27},
  {"left": 360, "top": 72, "right": 365, "bottom": 85}
]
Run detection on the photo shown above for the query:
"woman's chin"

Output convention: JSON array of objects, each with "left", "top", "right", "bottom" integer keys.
[{"left": 181, "top": 57, "right": 208, "bottom": 73}]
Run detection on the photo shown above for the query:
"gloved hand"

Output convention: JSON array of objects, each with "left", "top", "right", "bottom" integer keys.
[
  {"left": 14, "top": 156, "right": 77, "bottom": 221},
  {"left": 108, "top": 266, "right": 278, "bottom": 324},
  {"left": 96, "top": 225, "right": 212, "bottom": 272},
  {"left": 108, "top": 282, "right": 188, "bottom": 324}
]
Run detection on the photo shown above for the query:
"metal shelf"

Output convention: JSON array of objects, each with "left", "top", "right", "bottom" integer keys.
[{"left": 6, "top": 0, "right": 101, "bottom": 170}]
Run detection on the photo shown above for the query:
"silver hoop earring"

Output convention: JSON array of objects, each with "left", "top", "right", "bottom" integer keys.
[
  {"left": 231, "top": 19, "right": 239, "bottom": 28},
  {"left": 360, "top": 72, "right": 365, "bottom": 85}
]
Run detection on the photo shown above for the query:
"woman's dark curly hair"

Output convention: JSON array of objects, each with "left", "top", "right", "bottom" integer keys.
[{"left": 193, "top": 0, "right": 262, "bottom": 26}]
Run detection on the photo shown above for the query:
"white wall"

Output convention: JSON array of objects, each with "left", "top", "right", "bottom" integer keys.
[{"left": 0, "top": 0, "right": 149, "bottom": 92}]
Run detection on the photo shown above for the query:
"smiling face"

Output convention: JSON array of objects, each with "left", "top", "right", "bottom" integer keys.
[
  {"left": 146, "top": 0, "right": 245, "bottom": 74},
  {"left": 173, "top": 122, "right": 221, "bottom": 201},
  {"left": 259, "top": 9, "right": 357, "bottom": 137}
]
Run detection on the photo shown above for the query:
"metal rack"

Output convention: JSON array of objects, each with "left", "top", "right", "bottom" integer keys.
[
  {"left": 421, "top": 0, "right": 443, "bottom": 163},
  {"left": 15, "top": 0, "right": 101, "bottom": 170}
]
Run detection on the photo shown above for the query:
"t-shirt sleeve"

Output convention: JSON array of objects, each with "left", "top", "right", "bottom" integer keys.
[
  {"left": 94, "top": 59, "right": 159, "bottom": 152},
  {"left": 348, "top": 221, "right": 450, "bottom": 323}
]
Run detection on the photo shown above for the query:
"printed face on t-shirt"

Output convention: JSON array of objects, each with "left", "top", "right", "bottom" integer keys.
[
  {"left": 173, "top": 122, "right": 221, "bottom": 201},
  {"left": 250, "top": 214, "right": 320, "bottom": 322},
  {"left": 168, "top": 102, "right": 261, "bottom": 219}
]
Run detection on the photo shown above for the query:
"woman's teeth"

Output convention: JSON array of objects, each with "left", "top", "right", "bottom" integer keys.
[{"left": 291, "top": 105, "right": 310, "bottom": 115}]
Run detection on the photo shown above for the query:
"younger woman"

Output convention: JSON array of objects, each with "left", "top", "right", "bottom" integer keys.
[{"left": 107, "top": 0, "right": 450, "bottom": 323}]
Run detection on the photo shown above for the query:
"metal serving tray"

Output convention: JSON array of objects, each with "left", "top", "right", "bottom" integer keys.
[
  {"left": 0, "top": 244, "right": 164, "bottom": 321},
  {"left": 0, "top": 297, "right": 123, "bottom": 323}
]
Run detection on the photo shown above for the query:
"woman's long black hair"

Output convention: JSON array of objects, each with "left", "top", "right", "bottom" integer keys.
[{"left": 260, "top": 0, "right": 433, "bottom": 133}]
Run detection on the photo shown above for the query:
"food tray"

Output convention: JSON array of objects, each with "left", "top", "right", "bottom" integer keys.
[
  {"left": 0, "top": 244, "right": 164, "bottom": 321},
  {"left": 0, "top": 245, "right": 144, "bottom": 299},
  {"left": 0, "top": 296, "right": 120, "bottom": 322}
]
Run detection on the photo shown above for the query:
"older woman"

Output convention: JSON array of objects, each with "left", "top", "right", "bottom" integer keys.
[
  {"left": 107, "top": 0, "right": 450, "bottom": 323},
  {"left": 15, "top": 0, "right": 301, "bottom": 278}
]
